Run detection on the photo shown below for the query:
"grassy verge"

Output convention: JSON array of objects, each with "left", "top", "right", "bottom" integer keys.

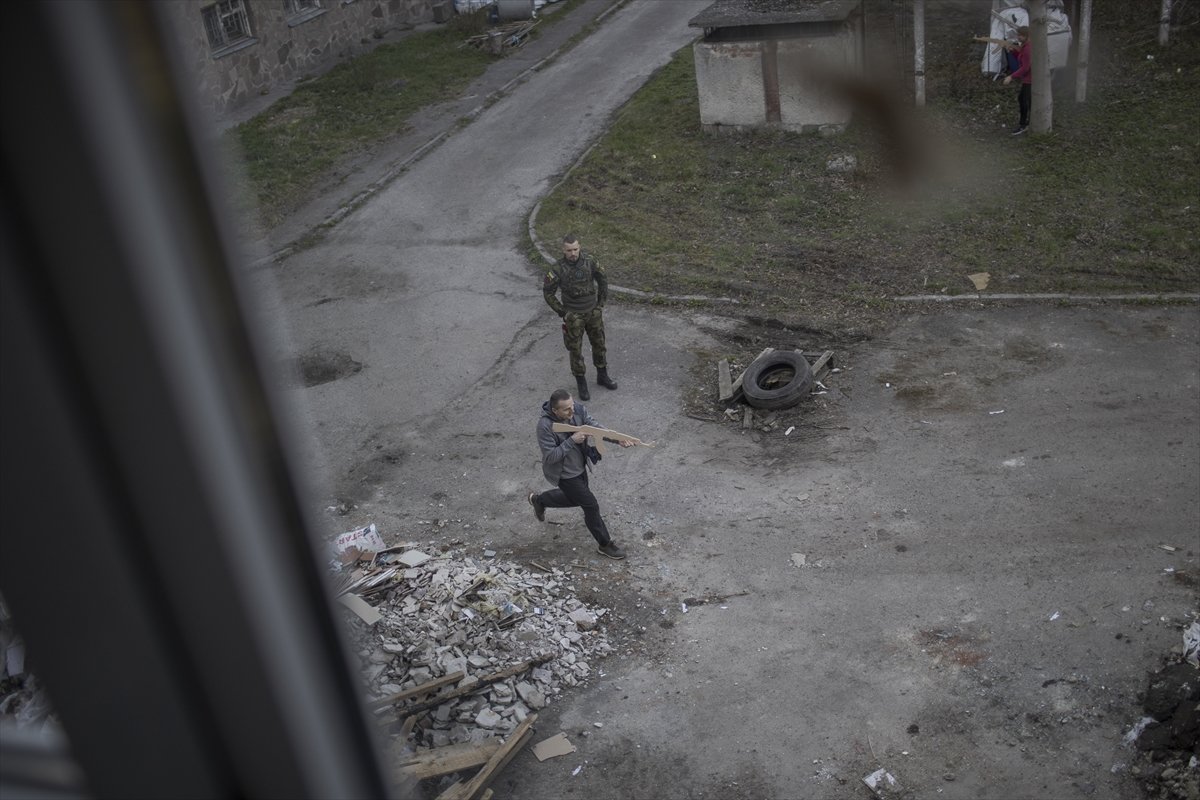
[
  {"left": 223, "top": 2, "right": 588, "bottom": 229},
  {"left": 532, "top": 1, "right": 1199, "bottom": 332}
]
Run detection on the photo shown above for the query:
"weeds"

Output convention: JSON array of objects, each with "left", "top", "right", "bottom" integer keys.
[{"left": 533, "top": 2, "right": 1199, "bottom": 331}]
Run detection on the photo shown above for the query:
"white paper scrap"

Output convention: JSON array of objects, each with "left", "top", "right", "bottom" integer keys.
[{"left": 334, "top": 523, "right": 385, "bottom": 555}]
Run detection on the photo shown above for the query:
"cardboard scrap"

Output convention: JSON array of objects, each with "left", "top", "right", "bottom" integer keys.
[
  {"left": 337, "top": 593, "right": 382, "bottom": 625},
  {"left": 967, "top": 272, "right": 990, "bottom": 291},
  {"left": 532, "top": 732, "right": 577, "bottom": 762}
]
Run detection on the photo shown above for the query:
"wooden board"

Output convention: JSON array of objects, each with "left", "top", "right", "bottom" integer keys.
[
  {"left": 388, "top": 656, "right": 552, "bottom": 720},
  {"left": 550, "top": 423, "right": 655, "bottom": 452},
  {"left": 717, "top": 359, "right": 733, "bottom": 403},
  {"left": 396, "top": 739, "right": 501, "bottom": 781},
  {"left": 369, "top": 671, "right": 465, "bottom": 710},
  {"left": 729, "top": 347, "right": 774, "bottom": 402},
  {"left": 439, "top": 715, "right": 537, "bottom": 800},
  {"left": 808, "top": 350, "right": 835, "bottom": 383}
]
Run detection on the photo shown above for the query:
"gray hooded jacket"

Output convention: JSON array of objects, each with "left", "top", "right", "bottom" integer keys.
[{"left": 538, "top": 400, "right": 601, "bottom": 484}]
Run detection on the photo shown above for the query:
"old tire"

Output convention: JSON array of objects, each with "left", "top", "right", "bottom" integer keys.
[{"left": 742, "top": 351, "right": 813, "bottom": 410}]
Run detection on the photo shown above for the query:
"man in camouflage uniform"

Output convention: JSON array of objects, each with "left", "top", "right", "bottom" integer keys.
[{"left": 542, "top": 234, "right": 618, "bottom": 401}]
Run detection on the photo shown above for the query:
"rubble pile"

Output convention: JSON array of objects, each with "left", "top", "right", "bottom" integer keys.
[
  {"left": 336, "top": 544, "right": 613, "bottom": 750},
  {"left": 0, "top": 598, "right": 53, "bottom": 731}
]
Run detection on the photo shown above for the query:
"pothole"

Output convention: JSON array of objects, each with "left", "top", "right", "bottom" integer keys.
[{"left": 298, "top": 349, "right": 362, "bottom": 387}]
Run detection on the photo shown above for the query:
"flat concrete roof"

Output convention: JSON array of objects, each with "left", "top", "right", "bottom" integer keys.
[{"left": 689, "top": 0, "right": 860, "bottom": 29}]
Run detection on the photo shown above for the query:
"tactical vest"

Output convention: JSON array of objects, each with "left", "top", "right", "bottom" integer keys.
[{"left": 558, "top": 256, "right": 598, "bottom": 312}]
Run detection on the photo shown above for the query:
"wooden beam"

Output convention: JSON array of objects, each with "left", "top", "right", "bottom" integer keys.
[
  {"left": 388, "top": 656, "right": 552, "bottom": 720},
  {"left": 396, "top": 739, "right": 502, "bottom": 782},
  {"left": 807, "top": 350, "right": 835, "bottom": 383},
  {"left": 369, "top": 671, "right": 465, "bottom": 710},
  {"left": 717, "top": 359, "right": 733, "bottom": 403},
  {"left": 442, "top": 714, "right": 537, "bottom": 800},
  {"left": 730, "top": 347, "right": 773, "bottom": 402}
]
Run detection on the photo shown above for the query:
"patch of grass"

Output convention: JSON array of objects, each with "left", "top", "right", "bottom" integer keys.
[
  {"left": 533, "top": 2, "right": 1199, "bottom": 332},
  {"left": 224, "top": 12, "right": 497, "bottom": 228}
]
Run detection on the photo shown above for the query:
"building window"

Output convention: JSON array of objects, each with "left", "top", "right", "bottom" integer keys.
[
  {"left": 284, "top": 0, "right": 327, "bottom": 26},
  {"left": 202, "top": 0, "right": 255, "bottom": 55}
]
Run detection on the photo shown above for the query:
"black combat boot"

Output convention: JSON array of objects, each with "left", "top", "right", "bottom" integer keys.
[
  {"left": 596, "top": 368, "right": 618, "bottom": 390},
  {"left": 575, "top": 374, "right": 590, "bottom": 401}
]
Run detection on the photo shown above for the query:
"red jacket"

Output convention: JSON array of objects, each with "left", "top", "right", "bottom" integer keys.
[{"left": 1011, "top": 40, "right": 1032, "bottom": 85}]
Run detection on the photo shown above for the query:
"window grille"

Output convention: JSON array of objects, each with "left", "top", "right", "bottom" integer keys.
[{"left": 202, "top": 0, "right": 253, "bottom": 52}]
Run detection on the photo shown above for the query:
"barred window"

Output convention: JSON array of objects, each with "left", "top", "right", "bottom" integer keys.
[
  {"left": 284, "top": 0, "right": 322, "bottom": 13},
  {"left": 202, "top": 0, "right": 254, "bottom": 53},
  {"left": 283, "top": 0, "right": 326, "bottom": 26}
]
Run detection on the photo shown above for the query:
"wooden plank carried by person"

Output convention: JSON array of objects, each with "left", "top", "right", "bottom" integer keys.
[{"left": 550, "top": 423, "right": 655, "bottom": 455}]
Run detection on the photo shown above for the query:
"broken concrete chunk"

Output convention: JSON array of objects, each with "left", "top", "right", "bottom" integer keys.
[
  {"left": 399, "top": 550, "right": 433, "bottom": 568},
  {"left": 516, "top": 681, "right": 547, "bottom": 709},
  {"left": 474, "top": 708, "right": 503, "bottom": 729},
  {"left": 568, "top": 609, "right": 598, "bottom": 631}
]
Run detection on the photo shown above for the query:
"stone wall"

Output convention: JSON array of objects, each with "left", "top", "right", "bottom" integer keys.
[{"left": 162, "top": 0, "right": 435, "bottom": 115}]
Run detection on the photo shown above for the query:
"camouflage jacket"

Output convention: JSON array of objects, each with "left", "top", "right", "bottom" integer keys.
[{"left": 542, "top": 253, "right": 607, "bottom": 316}]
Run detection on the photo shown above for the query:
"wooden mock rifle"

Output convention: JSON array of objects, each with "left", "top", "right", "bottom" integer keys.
[{"left": 550, "top": 423, "right": 655, "bottom": 455}]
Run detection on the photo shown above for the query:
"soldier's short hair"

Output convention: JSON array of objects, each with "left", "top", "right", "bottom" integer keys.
[
  {"left": 550, "top": 388, "right": 572, "bottom": 407},
  {"left": 562, "top": 234, "right": 579, "bottom": 245}
]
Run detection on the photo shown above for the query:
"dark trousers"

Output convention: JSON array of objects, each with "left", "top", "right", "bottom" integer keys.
[
  {"left": 1018, "top": 83, "right": 1031, "bottom": 127},
  {"left": 537, "top": 471, "right": 611, "bottom": 546}
]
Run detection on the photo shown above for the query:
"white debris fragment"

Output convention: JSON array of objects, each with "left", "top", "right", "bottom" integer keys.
[
  {"left": 572, "top": 765, "right": 583, "bottom": 776},
  {"left": 863, "top": 767, "right": 900, "bottom": 797},
  {"left": 1048, "top": 611, "right": 1060, "bottom": 621},
  {"left": 785, "top": 426, "right": 796, "bottom": 436},
  {"left": 1123, "top": 716, "right": 1156, "bottom": 747},
  {"left": 399, "top": 549, "right": 433, "bottom": 567},
  {"left": 1183, "top": 621, "right": 1200, "bottom": 667}
]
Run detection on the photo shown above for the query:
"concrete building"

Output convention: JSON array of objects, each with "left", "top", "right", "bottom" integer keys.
[
  {"left": 688, "top": 0, "right": 864, "bottom": 133},
  {"left": 161, "top": 0, "right": 440, "bottom": 116}
]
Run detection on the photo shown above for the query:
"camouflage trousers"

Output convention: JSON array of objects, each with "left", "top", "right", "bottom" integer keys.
[{"left": 561, "top": 308, "right": 607, "bottom": 376}]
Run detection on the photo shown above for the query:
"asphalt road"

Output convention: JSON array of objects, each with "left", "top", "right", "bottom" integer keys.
[{"left": 245, "top": 2, "right": 1200, "bottom": 797}]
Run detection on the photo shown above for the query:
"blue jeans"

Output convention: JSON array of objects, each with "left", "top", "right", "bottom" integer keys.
[{"left": 536, "top": 471, "right": 611, "bottom": 546}]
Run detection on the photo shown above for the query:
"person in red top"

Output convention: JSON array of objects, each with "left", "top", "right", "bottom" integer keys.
[{"left": 1003, "top": 27, "right": 1032, "bottom": 135}]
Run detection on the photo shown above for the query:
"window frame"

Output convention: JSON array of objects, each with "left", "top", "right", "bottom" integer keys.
[
  {"left": 283, "top": 0, "right": 327, "bottom": 27},
  {"left": 202, "top": 0, "right": 258, "bottom": 58}
]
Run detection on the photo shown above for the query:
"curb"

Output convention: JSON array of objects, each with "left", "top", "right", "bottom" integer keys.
[
  {"left": 893, "top": 293, "right": 1200, "bottom": 303},
  {"left": 525, "top": 53, "right": 740, "bottom": 308}
]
